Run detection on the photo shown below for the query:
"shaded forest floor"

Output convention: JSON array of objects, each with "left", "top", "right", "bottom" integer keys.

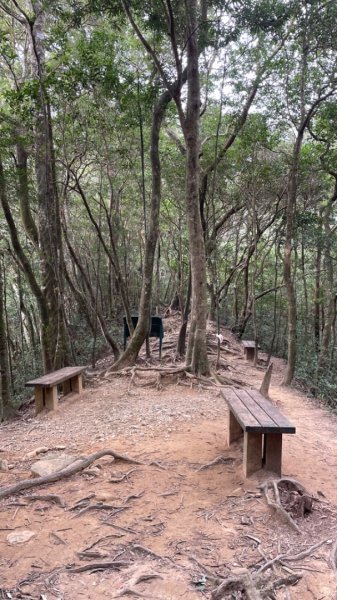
[{"left": 1, "top": 317, "right": 337, "bottom": 599}]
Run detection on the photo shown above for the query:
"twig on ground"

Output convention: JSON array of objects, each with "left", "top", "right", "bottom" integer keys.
[
  {"left": 110, "top": 468, "right": 138, "bottom": 483},
  {"left": 50, "top": 532, "right": 67, "bottom": 545},
  {"left": 82, "top": 534, "right": 124, "bottom": 553},
  {"left": 77, "top": 551, "right": 109, "bottom": 560},
  {"left": 197, "top": 456, "right": 234, "bottom": 471},
  {"left": 71, "top": 503, "right": 129, "bottom": 519},
  {"left": 67, "top": 561, "right": 130, "bottom": 573}
]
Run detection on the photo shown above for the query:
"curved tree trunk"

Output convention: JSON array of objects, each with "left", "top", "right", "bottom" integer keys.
[{"left": 110, "top": 88, "right": 171, "bottom": 370}]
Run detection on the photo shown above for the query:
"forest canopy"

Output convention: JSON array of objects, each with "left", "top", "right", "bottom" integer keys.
[{"left": 1, "top": 0, "right": 337, "bottom": 417}]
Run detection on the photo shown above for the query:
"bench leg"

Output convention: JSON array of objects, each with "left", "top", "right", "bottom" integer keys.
[
  {"left": 35, "top": 387, "right": 44, "bottom": 415},
  {"left": 228, "top": 410, "right": 243, "bottom": 444},
  {"left": 63, "top": 379, "right": 72, "bottom": 395},
  {"left": 243, "top": 432, "right": 263, "bottom": 477},
  {"left": 71, "top": 374, "right": 83, "bottom": 394},
  {"left": 246, "top": 348, "right": 256, "bottom": 361},
  {"left": 45, "top": 386, "right": 58, "bottom": 411},
  {"left": 264, "top": 433, "right": 282, "bottom": 476}
]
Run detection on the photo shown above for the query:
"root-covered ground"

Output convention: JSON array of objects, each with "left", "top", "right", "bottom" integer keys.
[{"left": 0, "top": 317, "right": 337, "bottom": 599}]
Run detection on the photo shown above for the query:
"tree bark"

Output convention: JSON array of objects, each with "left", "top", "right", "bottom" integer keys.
[
  {"left": 30, "top": 3, "right": 71, "bottom": 370},
  {"left": 182, "top": 0, "right": 209, "bottom": 375},
  {"left": 0, "top": 256, "right": 12, "bottom": 420}
]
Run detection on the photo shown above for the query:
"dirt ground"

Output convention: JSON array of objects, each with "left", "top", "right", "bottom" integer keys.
[{"left": 1, "top": 322, "right": 337, "bottom": 599}]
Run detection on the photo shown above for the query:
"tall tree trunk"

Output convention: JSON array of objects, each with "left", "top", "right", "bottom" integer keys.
[
  {"left": 317, "top": 179, "right": 337, "bottom": 375},
  {"left": 282, "top": 133, "right": 302, "bottom": 385},
  {"left": 30, "top": 3, "right": 70, "bottom": 370},
  {"left": 182, "top": 0, "right": 209, "bottom": 375},
  {"left": 0, "top": 256, "right": 12, "bottom": 420}
]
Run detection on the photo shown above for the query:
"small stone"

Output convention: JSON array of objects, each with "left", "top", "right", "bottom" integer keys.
[
  {"left": 31, "top": 454, "right": 77, "bottom": 477},
  {"left": 0, "top": 459, "right": 8, "bottom": 472},
  {"left": 7, "top": 530, "right": 36, "bottom": 544}
]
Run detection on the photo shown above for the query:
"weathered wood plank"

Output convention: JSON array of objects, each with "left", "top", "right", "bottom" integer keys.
[
  {"left": 238, "top": 389, "right": 278, "bottom": 429},
  {"left": 249, "top": 389, "right": 295, "bottom": 433},
  {"left": 223, "top": 389, "right": 261, "bottom": 431},
  {"left": 26, "top": 367, "right": 86, "bottom": 388},
  {"left": 222, "top": 388, "right": 296, "bottom": 434},
  {"left": 242, "top": 341, "right": 256, "bottom": 348}
]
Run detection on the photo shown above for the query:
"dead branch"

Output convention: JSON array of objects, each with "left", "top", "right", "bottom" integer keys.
[
  {"left": 103, "top": 522, "right": 137, "bottom": 534},
  {"left": 77, "top": 550, "right": 109, "bottom": 560},
  {"left": 0, "top": 450, "right": 144, "bottom": 500},
  {"left": 123, "top": 491, "right": 144, "bottom": 503},
  {"left": 67, "top": 560, "right": 130, "bottom": 573},
  {"left": 82, "top": 534, "right": 124, "bottom": 553},
  {"left": 72, "top": 503, "right": 129, "bottom": 519},
  {"left": 197, "top": 456, "right": 235, "bottom": 471}
]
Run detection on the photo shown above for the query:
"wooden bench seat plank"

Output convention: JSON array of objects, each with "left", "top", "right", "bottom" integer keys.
[
  {"left": 248, "top": 389, "right": 295, "bottom": 433},
  {"left": 224, "top": 388, "right": 261, "bottom": 431},
  {"left": 242, "top": 341, "right": 256, "bottom": 348},
  {"left": 238, "top": 389, "right": 280, "bottom": 430},
  {"left": 26, "top": 367, "right": 85, "bottom": 389}
]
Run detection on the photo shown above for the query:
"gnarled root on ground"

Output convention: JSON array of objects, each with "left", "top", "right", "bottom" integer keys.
[
  {"left": 258, "top": 478, "right": 314, "bottom": 533},
  {"left": 0, "top": 449, "right": 144, "bottom": 500}
]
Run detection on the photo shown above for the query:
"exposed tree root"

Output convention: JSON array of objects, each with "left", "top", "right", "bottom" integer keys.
[
  {"left": 0, "top": 450, "right": 144, "bottom": 500},
  {"left": 256, "top": 538, "right": 330, "bottom": 575},
  {"left": 258, "top": 479, "right": 312, "bottom": 534},
  {"left": 114, "top": 569, "right": 163, "bottom": 598},
  {"left": 102, "top": 361, "right": 246, "bottom": 391},
  {"left": 67, "top": 560, "right": 130, "bottom": 573},
  {"left": 211, "top": 570, "right": 262, "bottom": 600},
  {"left": 71, "top": 503, "right": 129, "bottom": 519},
  {"left": 260, "top": 574, "right": 301, "bottom": 598}
]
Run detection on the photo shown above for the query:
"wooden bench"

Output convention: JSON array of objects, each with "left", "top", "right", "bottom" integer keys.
[
  {"left": 26, "top": 366, "right": 86, "bottom": 415},
  {"left": 242, "top": 340, "right": 257, "bottom": 361},
  {"left": 221, "top": 387, "right": 295, "bottom": 477}
]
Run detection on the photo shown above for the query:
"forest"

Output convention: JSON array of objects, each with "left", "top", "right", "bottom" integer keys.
[{"left": 1, "top": 0, "right": 337, "bottom": 418}]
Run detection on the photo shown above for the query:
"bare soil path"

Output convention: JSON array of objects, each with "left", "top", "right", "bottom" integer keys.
[{"left": 0, "top": 323, "right": 337, "bottom": 599}]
